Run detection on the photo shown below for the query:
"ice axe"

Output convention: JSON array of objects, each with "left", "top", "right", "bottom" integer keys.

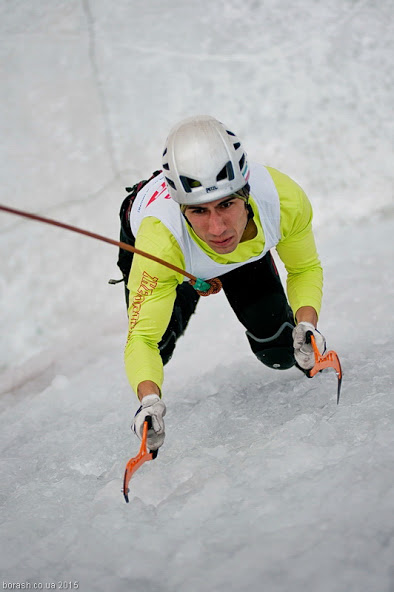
[
  {"left": 306, "top": 331, "right": 343, "bottom": 404},
  {"left": 122, "top": 416, "right": 158, "bottom": 503}
]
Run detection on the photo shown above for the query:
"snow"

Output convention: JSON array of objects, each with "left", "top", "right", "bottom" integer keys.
[{"left": 1, "top": 1, "right": 394, "bottom": 591}]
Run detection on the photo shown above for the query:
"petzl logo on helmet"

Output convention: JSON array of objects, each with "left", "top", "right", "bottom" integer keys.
[{"left": 206, "top": 185, "right": 218, "bottom": 193}]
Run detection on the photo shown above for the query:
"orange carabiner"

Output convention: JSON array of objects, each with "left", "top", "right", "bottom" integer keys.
[
  {"left": 307, "top": 332, "right": 343, "bottom": 404},
  {"left": 122, "top": 418, "right": 158, "bottom": 503}
]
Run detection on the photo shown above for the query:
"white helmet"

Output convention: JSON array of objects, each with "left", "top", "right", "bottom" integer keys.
[{"left": 162, "top": 115, "right": 249, "bottom": 205}]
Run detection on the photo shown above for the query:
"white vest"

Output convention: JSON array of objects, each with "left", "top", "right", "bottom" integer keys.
[{"left": 129, "top": 162, "right": 281, "bottom": 281}]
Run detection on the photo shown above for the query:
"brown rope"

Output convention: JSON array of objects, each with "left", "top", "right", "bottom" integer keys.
[{"left": 0, "top": 204, "right": 222, "bottom": 295}]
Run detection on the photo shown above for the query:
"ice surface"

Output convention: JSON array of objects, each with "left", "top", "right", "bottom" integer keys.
[{"left": 1, "top": 1, "right": 393, "bottom": 591}]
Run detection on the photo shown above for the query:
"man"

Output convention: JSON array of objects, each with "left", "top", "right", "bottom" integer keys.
[{"left": 121, "top": 115, "right": 325, "bottom": 451}]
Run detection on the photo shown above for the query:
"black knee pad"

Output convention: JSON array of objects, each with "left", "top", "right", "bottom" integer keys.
[
  {"left": 254, "top": 346, "right": 295, "bottom": 370},
  {"left": 247, "top": 322, "right": 295, "bottom": 370}
]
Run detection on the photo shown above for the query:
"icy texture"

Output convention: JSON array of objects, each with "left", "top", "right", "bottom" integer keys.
[{"left": 0, "top": 1, "right": 393, "bottom": 591}]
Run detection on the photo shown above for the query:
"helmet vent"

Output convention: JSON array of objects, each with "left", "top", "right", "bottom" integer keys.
[
  {"left": 233, "top": 142, "right": 241, "bottom": 150},
  {"left": 216, "top": 161, "right": 234, "bottom": 182},
  {"left": 165, "top": 176, "right": 176, "bottom": 190},
  {"left": 162, "top": 162, "right": 170, "bottom": 170},
  {"left": 162, "top": 147, "right": 167, "bottom": 157},
  {"left": 216, "top": 165, "right": 228, "bottom": 182},
  {"left": 226, "top": 130, "right": 236, "bottom": 137},
  {"left": 180, "top": 176, "right": 202, "bottom": 193},
  {"left": 239, "top": 154, "right": 245, "bottom": 171}
]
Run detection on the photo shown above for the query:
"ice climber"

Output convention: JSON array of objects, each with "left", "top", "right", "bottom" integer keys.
[{"left": 117, "top": 115, "right": 326, "bottom": 451}]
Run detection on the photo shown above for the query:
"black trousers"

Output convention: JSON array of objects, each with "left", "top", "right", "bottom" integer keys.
[{"left": 220, "top": 254, "right": 296, "bottom": 369}]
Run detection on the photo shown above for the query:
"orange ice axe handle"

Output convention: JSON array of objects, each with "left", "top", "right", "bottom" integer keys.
[
  {"left": 122, "top": 416, "right": 158, "bottom": 503},
  {"left": 306, "top": 331, "right": 343, "bottom": 404}
]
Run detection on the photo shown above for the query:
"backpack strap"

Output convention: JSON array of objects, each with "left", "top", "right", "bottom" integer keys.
[
  {"left": 114, "top": 170, "right": 163, "bottom": 299},
  {"left": 119, "top": 170, "right": 162, "bottom": 239}
]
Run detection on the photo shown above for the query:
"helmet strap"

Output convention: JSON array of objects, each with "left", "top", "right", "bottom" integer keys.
[{"left": 182, "top": 210, "right": 194, "bottom": 229}]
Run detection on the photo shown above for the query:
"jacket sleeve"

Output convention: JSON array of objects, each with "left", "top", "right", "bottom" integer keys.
[
  {"left": 124, "top": 217, "right": 185, "bottom": 395},
  {"left": 267, "top": 167, "right": 323, "bottom": 318}
]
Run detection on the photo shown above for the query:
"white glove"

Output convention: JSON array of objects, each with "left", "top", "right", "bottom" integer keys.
[
  {"left": 132, "top": 394, "right": 166, "bottom": 451},
  {"left": 292, "top": 322, "right": 326, "bottom": 370}
]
